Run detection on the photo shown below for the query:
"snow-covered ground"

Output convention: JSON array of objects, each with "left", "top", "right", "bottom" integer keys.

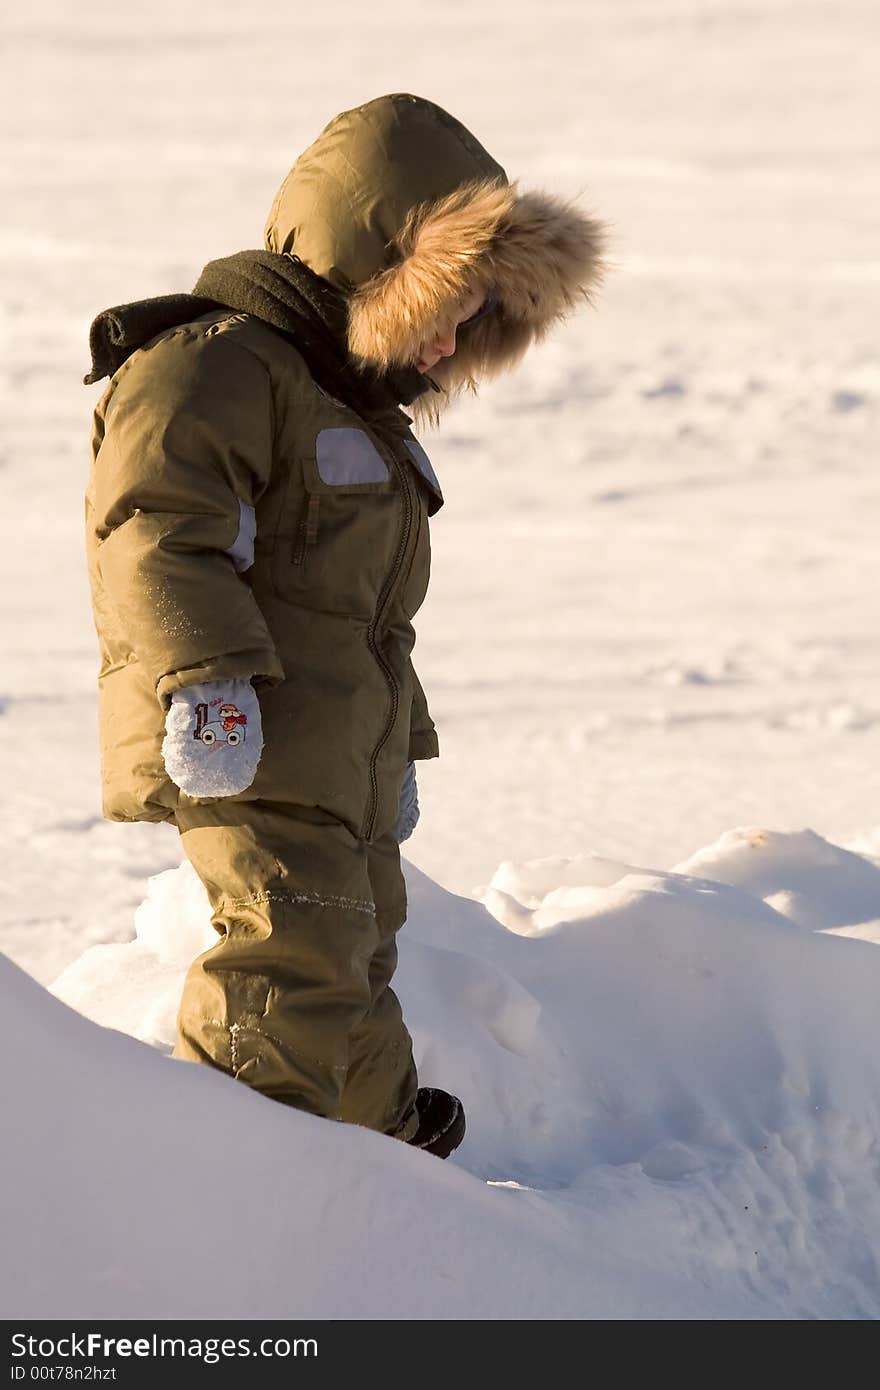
[
  {"left": 15, "top": 827, "right": 880, "bottom": 1318},
  {"left": 3, "top": 0, "right": 880, "bottom": 1319}
]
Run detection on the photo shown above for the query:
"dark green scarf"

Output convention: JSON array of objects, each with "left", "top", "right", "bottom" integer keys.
[{"left": 84, "top": 249, "right": 435, "bottom": 414}]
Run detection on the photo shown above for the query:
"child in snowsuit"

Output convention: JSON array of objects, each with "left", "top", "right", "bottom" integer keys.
[{"left": 84, "top": 94, "right": 606, "bottom": 1157}]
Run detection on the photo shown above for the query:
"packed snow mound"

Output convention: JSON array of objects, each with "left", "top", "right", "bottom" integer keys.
[
  {"left": 674, "top": 826, "right": 880, "bottom": 934},
  {"left": 42, "top": 826, "right": 880, "bottom": 1318},
  {"left": 483, "top": 826, "right": 880, "bottom": 941},
  {"left": 4, "top": 951, "right": 623, "bottom": 1321}
]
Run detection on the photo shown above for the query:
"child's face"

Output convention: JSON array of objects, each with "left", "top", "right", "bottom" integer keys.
[{"left": 414, "top": 285, "right": 488, "bottom": 373}]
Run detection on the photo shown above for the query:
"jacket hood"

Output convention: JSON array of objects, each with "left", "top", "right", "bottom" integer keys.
[{"left": 264, "top": 93, "right": 609, "bottom": 426}]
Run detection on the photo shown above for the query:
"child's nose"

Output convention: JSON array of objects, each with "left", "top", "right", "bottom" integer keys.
[{"left": 432, "top": 328, "right": 456, "bottom": 358}]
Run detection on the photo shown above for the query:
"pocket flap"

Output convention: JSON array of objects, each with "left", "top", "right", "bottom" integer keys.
[{"left": 315, "top": 428, "right": 390, "bottom": 486}]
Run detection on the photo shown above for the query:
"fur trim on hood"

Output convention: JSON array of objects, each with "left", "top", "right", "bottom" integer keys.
[{"left": 348, "top": 176, "right": 608, "bottom": 427}]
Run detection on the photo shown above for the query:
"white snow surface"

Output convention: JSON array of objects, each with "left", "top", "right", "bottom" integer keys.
[
  {"left": 3, "top": 0, "right": 880, "bottom": 1319},
  {"left": 30, "top": 827, "right": 880, "bottom": 1318}
]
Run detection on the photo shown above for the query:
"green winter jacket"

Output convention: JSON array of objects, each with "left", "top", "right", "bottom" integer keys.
[
  {"left": 86, "top": 303, "right": 443, "bottom": 842},
  {"left": 85, "top": 94, "right": 607, "bottom": 843}
]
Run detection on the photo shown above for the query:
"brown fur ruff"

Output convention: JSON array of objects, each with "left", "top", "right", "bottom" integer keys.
[{"left": 347, "top": 177, "right": 609, "bottom": 427}]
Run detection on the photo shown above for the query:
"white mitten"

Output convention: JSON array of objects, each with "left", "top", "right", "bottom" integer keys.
[
  {"left": 161, "top": 677, "right": 263, "bottom": 798},
  {"left": 394, "top": 761, "right": 420, "bottom": 843}
]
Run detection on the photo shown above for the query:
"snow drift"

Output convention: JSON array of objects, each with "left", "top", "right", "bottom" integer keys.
[{"left": 7, "top": 824, "right": 876, "bottom": 1319}]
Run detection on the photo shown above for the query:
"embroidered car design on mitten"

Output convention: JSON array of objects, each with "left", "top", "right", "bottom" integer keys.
[
  {"left": 193, "top": 700, "right": 248, "bottom": 746},
  {"left": 161, "top": 677, "right": 263, "bottom": 798}
]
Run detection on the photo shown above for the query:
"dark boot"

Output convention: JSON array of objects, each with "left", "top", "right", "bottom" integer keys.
[{"left": 406, "top": 1087, "right": 466, "bottom": 1159}]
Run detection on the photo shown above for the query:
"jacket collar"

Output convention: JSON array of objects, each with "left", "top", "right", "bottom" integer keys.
[{"left": 85, "top": 249, "right": 438, "bottom": 419}]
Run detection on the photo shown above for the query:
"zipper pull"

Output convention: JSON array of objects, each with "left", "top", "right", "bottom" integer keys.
[{"left": 292, "top": 494, "right": 320, "bottom": 565}]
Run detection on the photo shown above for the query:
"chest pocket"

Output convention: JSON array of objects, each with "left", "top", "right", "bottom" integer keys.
[
  {"left": 274, "top": 427, "right": 404, "bottom": 617},
  {"left": 315, "top": 428, "right": 391, "bottom": 486}
]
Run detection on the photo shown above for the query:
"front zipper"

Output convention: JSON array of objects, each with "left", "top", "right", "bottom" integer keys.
[{"left": 361, "top": 451, "right": 415, "bottom": 841}]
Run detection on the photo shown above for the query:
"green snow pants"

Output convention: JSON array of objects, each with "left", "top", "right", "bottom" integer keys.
[{"left": 171, "top": 800, "right": 420, "bottom": 1143}]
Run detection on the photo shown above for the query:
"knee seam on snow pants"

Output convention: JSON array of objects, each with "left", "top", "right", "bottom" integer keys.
[
  {"left": 207, "top": 1017, "right": 350, "bottom": 1078},
  {"left": 222, "top": 887, "right": 377, "bottom": 917}
]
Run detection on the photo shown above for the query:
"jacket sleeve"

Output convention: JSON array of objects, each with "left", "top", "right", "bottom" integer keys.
[
  {"left": 91, "top": 327, "right": 285, "bottom": 708},
  {"left": 407, "top": 658, "right": 439, "bottom": 761}
]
